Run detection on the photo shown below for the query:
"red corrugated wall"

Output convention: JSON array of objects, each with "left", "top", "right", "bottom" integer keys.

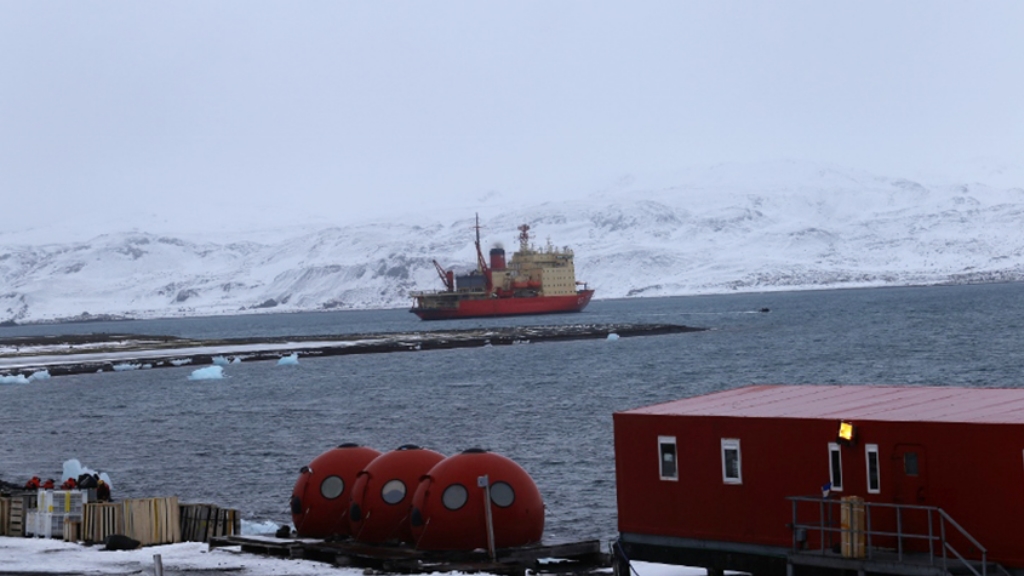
[{"left": 614, "top": 411, "right": 1024, "bottom": 567}]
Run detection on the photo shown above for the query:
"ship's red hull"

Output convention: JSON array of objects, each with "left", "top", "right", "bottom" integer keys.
[{"left": 411, "top": 290, "right": 594, "bottom": 321}]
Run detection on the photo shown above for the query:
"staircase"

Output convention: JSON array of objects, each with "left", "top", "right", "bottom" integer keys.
[{"left": 786, "top": 496, "right": 1012, "bottom": 576}]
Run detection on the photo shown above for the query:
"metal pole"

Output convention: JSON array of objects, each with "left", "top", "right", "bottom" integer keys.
[
  {"left": 865, "top": 503, "right": 873, "bottom": 559},
  {"left": 896, "top": 507, "right": 903, "bottom": 561},
  {"left": 819, "top": 500, "right": 825, "bottom": 552},
  {"left": 927, "top": 508, "right": 934, "bottom": 564},
  {"left": 153, "top": 554, "right": 164, "bottom": 576},
  {"left": 791, "top": 500, "right": 796, "bottom": 550},
  {"left": 940, "top": 516, "right": 947, "bottom": 573},
  {"left": 478, "top": 475, "right": 496, "bottom": 561}
]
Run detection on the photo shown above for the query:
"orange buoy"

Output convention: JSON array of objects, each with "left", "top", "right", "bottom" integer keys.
[
  {"left": 290, "top": 443, "right": 381, "bottom": 538},
  {"left": 410, "top": 448, "right": 544, "bottom": 551},
  {"left": 349, "top": 445, "right": 446, "bottom": 544}
]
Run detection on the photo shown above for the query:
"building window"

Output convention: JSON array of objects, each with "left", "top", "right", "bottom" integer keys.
[
  {"left": 721, "top": 438, "right": 742, "bottom": 484},
  {"left": 865, "top": 444, "right": 880, "bottom": 494},
  {"left": 828, "top": 443, "right": 844, "bottom": 492},
  {"left": 658, "top": 436, "right": 678, "bottom": 481},
  {"left": 904, "top": 451, "right": 919, "bottom": 476}
]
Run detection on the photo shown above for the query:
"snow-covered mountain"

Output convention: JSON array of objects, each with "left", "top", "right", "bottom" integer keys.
[{"left": 3, "top": 161, "right": 1024, "bottom": 324}]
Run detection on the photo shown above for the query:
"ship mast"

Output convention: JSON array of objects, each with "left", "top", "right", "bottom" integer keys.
[
  {"left": 474, "top": 213, "right": 493, "bottom": 292},
  {"left": 518, "top": 224, "right": 531, "bottom": 253}
]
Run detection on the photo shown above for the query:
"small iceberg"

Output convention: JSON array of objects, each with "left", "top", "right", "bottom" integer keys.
[
  {"left": 277, "top": 353, "right": 299, "bottom": 366},
  {"left": 188, "top": 366, "right": 224, "bottom": 380},
  {"left": 607, "top": 333, "right": 620, "bottom": 341},
  {"left": 212, "top": 356, "right": 230, "bottom": 366},
  {"left": 1, "top": 374, "right": 30, "bottom": 385},
  {"left": 29, "top": 370, "right": 51, "bottom": 381}
]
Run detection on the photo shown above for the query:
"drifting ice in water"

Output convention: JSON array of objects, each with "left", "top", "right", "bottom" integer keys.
[
  {"left": 189, "top": 366, "right": 224, "bottom": 380},
  {"left": 277, "top": 353, "right": 299, "bottom": 366},
  {"left": 212, "top": 356, "right": 230, "bottom": 366},
  {"left": 0, "top": 370, "right": 51, "bottom": 385}
]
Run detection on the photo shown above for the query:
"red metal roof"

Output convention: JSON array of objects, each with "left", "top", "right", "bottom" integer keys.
[{"left": 621, "top": 385, "right": 1024, "bottom": 424}]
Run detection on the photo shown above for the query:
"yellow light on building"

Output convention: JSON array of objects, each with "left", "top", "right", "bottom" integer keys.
[{"left": 838, "top": 421, "right": 855, "bottom": 443}]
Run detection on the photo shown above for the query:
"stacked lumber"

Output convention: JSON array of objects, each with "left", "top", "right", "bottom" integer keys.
[
  {"left": 123, "top": 497, "right": 181, "bottom": 546},
  {"left": 180, "top": 503, "right": 239, "bottom": 542},
  {"left": 0, "top": 497, "right": 9, "bottom": 536},
  {"left": 82, "top": 502, "right": 123, "bottom": 543},
  {"left": 82, "top": 497, "right": 181, "bottom": 545}
]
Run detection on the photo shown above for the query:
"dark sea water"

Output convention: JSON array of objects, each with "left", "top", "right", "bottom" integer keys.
[{"left": 2, "top": 283, "right": 1024, "bottom": 544}]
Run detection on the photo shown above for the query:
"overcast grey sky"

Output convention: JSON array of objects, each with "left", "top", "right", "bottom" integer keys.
[{"left": 2, "top": 2, "right": 1023, "bottom": 238}]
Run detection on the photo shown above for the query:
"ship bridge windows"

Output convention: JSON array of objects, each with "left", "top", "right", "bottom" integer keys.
[{"left": 658, "top": 436, "right": 678, "bottom": 481}]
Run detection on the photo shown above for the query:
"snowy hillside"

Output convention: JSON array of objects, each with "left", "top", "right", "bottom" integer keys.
[{"left": 3, "top": 161, "right": 1024, "bottom": 324}]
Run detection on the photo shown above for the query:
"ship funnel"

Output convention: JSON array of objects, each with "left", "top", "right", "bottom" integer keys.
[{"left": 489, "top": 247, "right": 506, "bottom": 270}]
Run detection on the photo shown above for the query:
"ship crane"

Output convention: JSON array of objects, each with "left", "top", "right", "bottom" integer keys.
[{"left": 432, "top": 260, "right": 454, "bottom": 292}]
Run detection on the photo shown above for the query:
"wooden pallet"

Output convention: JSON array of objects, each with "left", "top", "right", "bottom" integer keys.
[{"left": 209, "top": 536, "right": 610, "bottom": 574}]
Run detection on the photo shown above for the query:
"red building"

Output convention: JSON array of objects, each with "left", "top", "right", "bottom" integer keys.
[{"left": 613, "top": 385, "right": 1024, "bottom": 575}]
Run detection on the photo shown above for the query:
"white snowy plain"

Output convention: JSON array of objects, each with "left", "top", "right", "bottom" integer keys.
[
  {"left": 0, "top": 537, "right": 723, "bottom": 576},
  {"left": 3, "top": 160, "right": 1023, "bottom": 324}
]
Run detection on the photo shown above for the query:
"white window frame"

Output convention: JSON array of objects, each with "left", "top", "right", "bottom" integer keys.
[
  {"left": 828, "top": 442, "right": 844, "bottom": 492},
  {"left": 721, "top": 438, "right": 742, "bottom": 485},
  {"left": 865, "top": 444, "right": 881, "bottom": 494},
  {"left": 658, "top": 436, "right": 678, "bottom": 481}
]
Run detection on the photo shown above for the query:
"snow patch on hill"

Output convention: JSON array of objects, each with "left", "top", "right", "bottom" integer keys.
[{"left": 3, "top": 161, "right": 1024, "bottom": 323}]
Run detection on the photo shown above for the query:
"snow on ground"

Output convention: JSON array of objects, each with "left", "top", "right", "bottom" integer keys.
[
  {"left": 0, "top": 340, "right": 383, "bottom": 372},
  {"left": 0, "top": 537, "right": 721, "bottom": 576}
]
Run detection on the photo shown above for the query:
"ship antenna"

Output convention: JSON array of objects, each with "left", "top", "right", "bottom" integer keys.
[{"left": 518, "top": 224, "right": 530, "bottom": 253}]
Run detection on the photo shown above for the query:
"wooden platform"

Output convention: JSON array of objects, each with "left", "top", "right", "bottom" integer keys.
[{"left": 209, "top": 535, "right": 610, "bottom": 575}]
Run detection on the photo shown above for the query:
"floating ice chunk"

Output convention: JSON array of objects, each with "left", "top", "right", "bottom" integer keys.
[
  {"left": 189, "top": 365, "right": 224, "bottom": 380},
  {"left": 231, "top": 356, "right": 242, "bottom": 364},
  {"left": 212, "top": 355, "right": 230, "bottom": 366},
  {"left": 241, "top": 519, "right": 283, "bottom": 535},
  {"left": 277, "top": 353, "right": 299, "bottom": 366},
  {"left": 607, "top": 333, "right": 620, "bottom": 341},
  {"left": 171, "top": 358, "right": 193, "bottom": 366},
  {"left": 29, "top": 370, "right": 51, "bottom": 381},
  {"left": 61, "top": 458, "right": 111, "bottom": 487},
  {"left": 1, "top": 374, "right": 30, "bottom": 385},
  {"left": 112, "top": 363, "right": 141, "bottom": 371}
]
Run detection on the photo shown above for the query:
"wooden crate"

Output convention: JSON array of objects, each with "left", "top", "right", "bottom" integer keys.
[
  {"left": 63, "top": 518, "right": 81, "bottom": 542},
  {"left": 83, "top": 502, "right": 124, "bottom": 544},
  {"left": 180, "top": 503, "right": 239, "bottom": 542},
  {"left": 9, "top": 494, "right": 27, "bottom": 537},
  {"left": 0, "top": 497, "right": 8, "bottom": 536},
  {"left": 123, "top": 497, "right": 181, "bottom": 546}
]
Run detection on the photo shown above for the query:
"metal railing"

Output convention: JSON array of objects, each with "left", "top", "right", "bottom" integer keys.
[{"left": 786, "top": 496, "right": 1007, "bottom": 576}]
